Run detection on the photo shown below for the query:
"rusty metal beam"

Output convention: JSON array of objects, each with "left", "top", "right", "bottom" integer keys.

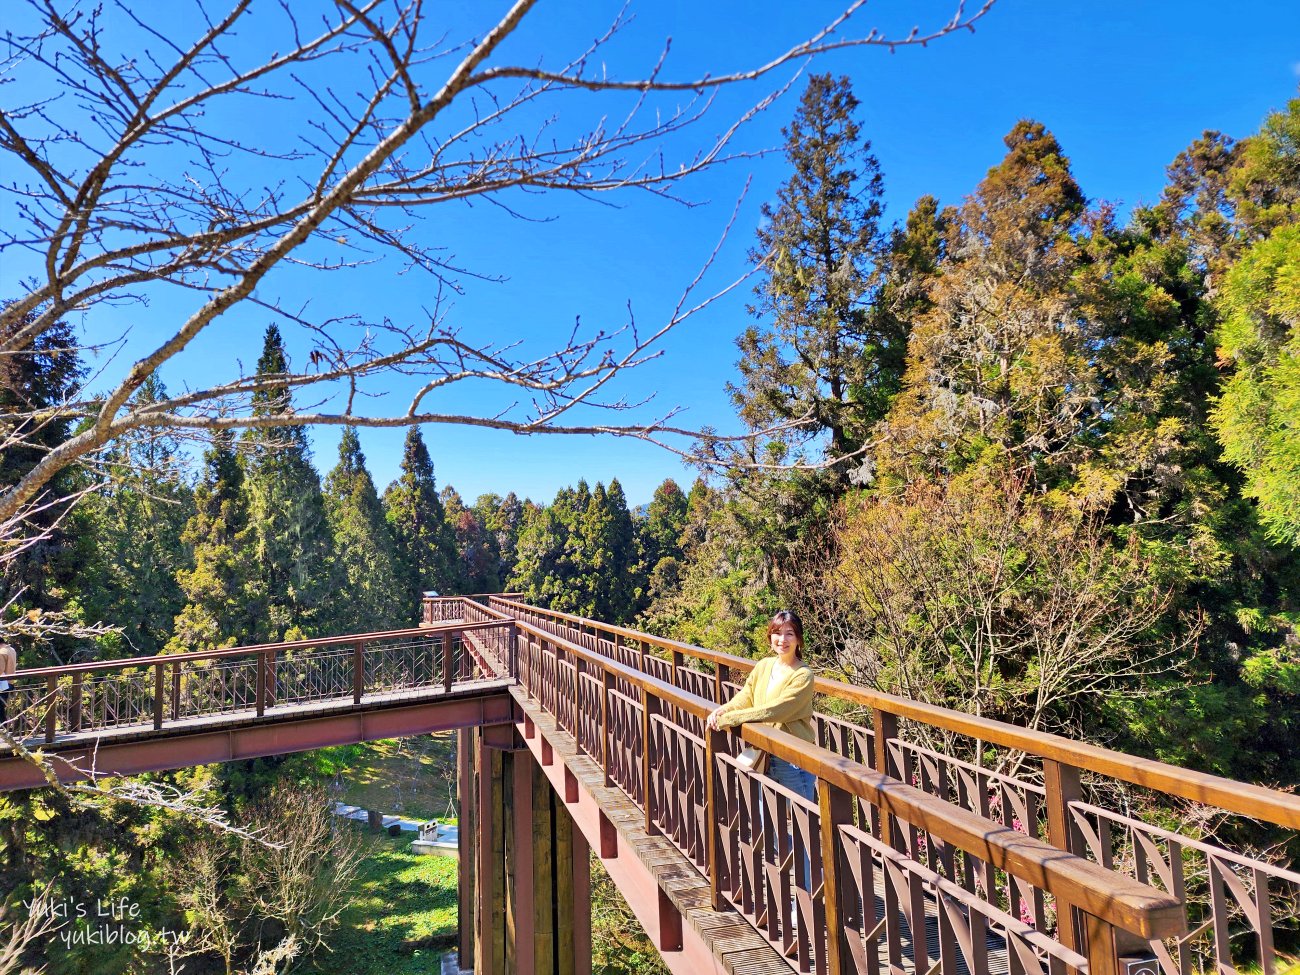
[{"left": 0, "top": 690, "right": 513, "bottom": 793}]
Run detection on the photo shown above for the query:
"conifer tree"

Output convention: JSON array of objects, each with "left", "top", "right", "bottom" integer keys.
[
  {"left": 1, "top": 306, "right": 85, "bottom": 646},
  {"left": 441, "top": 486, "right": 496, "bottom": 593},
  {"left": 169, "top": 430, "right": 261, "bottom": 652},
  {"left": 475, "top": 492, "right": 526, "bottom": 585},
  {"left": 78, "top": 376, "right": 194, "bottom": 657},
  {"left": 323, "top": 427, "right": 404, "bottom": 632},
  {"left": 241, "top": 325, "right": 335, "bottom": 640},
  {"left": 638, "top": 479, "right": 690, "bottom": 608},
  {"left": 1213, "top": 97, "right": 1300, "bottom": 545},
  {"left": 383, "top": 427, "right": 460, "bottom": 612},
  {"left": 877, "top": 120, "right": 1094, "bottom": 485},
  {"left": 729, "top": 74, "right": 896, "bottom": 468}
]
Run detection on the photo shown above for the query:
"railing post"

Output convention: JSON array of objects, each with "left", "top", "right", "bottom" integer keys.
[
  {"left": 1084, "top": 912, "right": 1122, "bottom": 975},
  {"left": 70, "top": 672, "right": 83, "bottom": 734},
  {"left": 507, "top": 623, "right": 518, "bottom": 681},
  {"left": 265, "top": 649, "right": 276, "bottom": 709},
  {"left": 171, "top": 661, "right": 180, "bottom": 721},
  {"left": 256, "top": 652, "right": 267, "bottom": 717},
  {"left": 573, "top": 651, "right": 584, "bottom": 751},
  {"left": 818, "top": 777, "right": 855, "bottom": 975},
  {"left": 45, "top": 674, "right": 57, "bottom": 743},
  {"left": 353, "top": 640, "right": 364, "bottom": 704},
  {"left": 442, "top": 632, "right": 454, "bottom": 693},
  {"left": 705, "top": 727, "right": 727, "bottom": 910},
  {"left": 714, "top": 663, "right": 730, "bottom": 705},
  {"left": 872, "top": 708, "right": 903, "bottom": 849},
  {"left": 642, "top": 688, "right": 658, "bottom": 836},
  {"left": 1045, "top": 758, "right": 1085, "bottom": 956},
  {"left": 671, "top": 649, "right": 685, "bottom": 687},
  {"left": 601, "top": 669, "right": 613, "bottom": 788},
  {"left": 153, "top": 662, "right": 164, "bottom": 730}
]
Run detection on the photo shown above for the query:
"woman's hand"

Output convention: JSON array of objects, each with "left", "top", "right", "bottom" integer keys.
[{"left": 705, "top": 706, "right": 726, "bottom": 731}]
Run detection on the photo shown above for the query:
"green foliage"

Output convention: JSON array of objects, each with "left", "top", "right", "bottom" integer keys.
[
  {"left": 168, "top": 431, "right": 260, "bottom": 653},
  {"left": 240, "top": 325, "right": 336, "bottom": 640},
  {"left": 75, "top": 378, "right": 194, "bottom": 658},
  {"left": 383, "top": 427, "right": 461, "bottom": 614},
  {"left": 510, "top": 479, "right": 643, "bottom": 623},
  {"left": 324, "top": 427, "right": 405, "bottom": 633},
  {"left": 1211, "top": 225, "right": 1300, "bottom": 545}
]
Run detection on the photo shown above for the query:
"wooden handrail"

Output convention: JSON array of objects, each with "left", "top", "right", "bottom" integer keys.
[
  {"left": 484, "top": 595, "right": 1300, "bottom": 831},
  {"left": 11, "top": 620, "right": 509, "bottom": 679},
  {"left": 498, "top": 607, "right": 1187, "bottom": 940}
]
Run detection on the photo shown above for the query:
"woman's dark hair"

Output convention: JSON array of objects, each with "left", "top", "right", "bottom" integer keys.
[{"left": 766, "top": 609, "right": 804, "bottom": 660}]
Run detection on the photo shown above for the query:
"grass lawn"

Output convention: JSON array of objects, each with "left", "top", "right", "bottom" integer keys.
[
  {"left": 318, "top": 734, "right": 459, "bottom": 823},
  {"left": 305, "top": 829, "right": 459, "bottom": 975}
]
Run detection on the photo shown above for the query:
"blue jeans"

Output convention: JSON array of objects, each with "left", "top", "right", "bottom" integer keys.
[{"left": 765, "top": 757, "right": 815, "bottom": 892}]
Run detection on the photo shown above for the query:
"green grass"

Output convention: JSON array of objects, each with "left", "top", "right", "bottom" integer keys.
[
  {"left": 320, "top": 735, "right": 459, "bottom": 824},
  {"left": 304, "top": 829, "right": 459, "bottom": 975}
]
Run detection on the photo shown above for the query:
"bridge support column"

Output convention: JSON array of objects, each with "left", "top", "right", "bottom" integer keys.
[{"left": 459, "top": 728, "right": 592, "bottom": 975}]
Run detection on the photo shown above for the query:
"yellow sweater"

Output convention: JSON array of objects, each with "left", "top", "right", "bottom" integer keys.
[{"left": 715, "top": 656, "right": 816, "bottom": 746}]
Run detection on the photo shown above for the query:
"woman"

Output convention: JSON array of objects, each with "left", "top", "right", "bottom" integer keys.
[
  {"left": 705, "top": 610, "right": 816, "bottom": 804},
  {"left": 0, "top": 642, "right": 16, "bottom": 724}
]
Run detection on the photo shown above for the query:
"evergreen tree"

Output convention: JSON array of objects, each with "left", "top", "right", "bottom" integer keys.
[
  {"left": 637, "top": 479, "right": 688, "bottom": 607},
  {"left": 441, "top": 485, "right": 496, "bottom": 593},
  {"left": 77, "top": 376, "right": 194, "bottom": 657},
  {"left": 241, "top": 325, "right": 335, "bottom": 640},
  {"left": 323, "top": 427, "right": 404, "bottom": 632},
  {"left": 475, "top": 492, "right": 526, "bottom": 585},
  {"left": 169, "top": 430, "right": 261, "bottom": 652},
  {"left": 730, "top": 74, "right": 897, "bottom": 469},
  {"left": 1212, "top": 98, "right": 1300, "bottom": 546},
  {"left": 383, "top": 427, "right": 459, "bottom": 612},
  {"left": 1, "top": 305, "right": 85, "bottom": 654}
]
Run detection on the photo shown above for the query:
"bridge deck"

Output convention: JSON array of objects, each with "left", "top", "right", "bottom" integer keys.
[{"left": 0, "top": 677, "right": 514, "bottom": 791}]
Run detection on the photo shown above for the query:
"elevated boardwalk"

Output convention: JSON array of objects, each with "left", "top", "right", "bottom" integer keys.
[{"left": 2, "top": 597, "right": 1297, "bottom": 975}]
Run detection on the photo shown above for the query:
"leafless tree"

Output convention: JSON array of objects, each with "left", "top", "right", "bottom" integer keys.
[
  {"left": 0, "top": 884, "right": 61, "bottom": 975},
  {"left": 0, "top": 0, "right": 996, "bottom": 533},
  {"left": 167, "top": 785, "right": 359, "bottom": 974}
]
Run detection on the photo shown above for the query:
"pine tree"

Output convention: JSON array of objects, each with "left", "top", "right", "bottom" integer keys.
[
  {"left": 241, "top": 324, "right": 335, "bottom": 640},
  {"left": 383, "top": 426, "right": 459, "bottom": 613},
  {"left": 729, "top": 74, "right": 897, "bottom": 468},
  {"left": 475, "top": 492, "right": 526, "bottom": 584},
  {"left": 323, "top": 427, "right": 404, "bottom": 632},
  {"left": 77, "top": 376, "right": 194, "bottom": 657},
  {"left": 0, "top": 306, "right": 85, "bottom": 625},
  {"left": 638, "top": 479, "right": 690, "bottom": 608},
  {"left": 169, "top": 430, "right": 261, "bottom": 652}
]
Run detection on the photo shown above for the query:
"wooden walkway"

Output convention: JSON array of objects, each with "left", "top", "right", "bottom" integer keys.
[{"left": 513, "top": 686, "right": 793, "bottom": 975}]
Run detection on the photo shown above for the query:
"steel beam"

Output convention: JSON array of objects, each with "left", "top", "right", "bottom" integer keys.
[{"left": 0, "top": 690, "right": 513, "bottom": 793}]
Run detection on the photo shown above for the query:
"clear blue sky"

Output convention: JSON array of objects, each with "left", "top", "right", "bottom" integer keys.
[{"left": 4, "top": 1, "right": 1298, "bottom": 507}]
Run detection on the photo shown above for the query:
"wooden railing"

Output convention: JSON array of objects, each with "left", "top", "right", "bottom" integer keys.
[
  {"left": 441, "top": 598, "right": 1186, "bottom": 975},
  {"left": 2, "top": 620, "right": 511, "bottom": 745},
  {"left": 445, "top": 594, "right": 1298, "bottom": 975}
]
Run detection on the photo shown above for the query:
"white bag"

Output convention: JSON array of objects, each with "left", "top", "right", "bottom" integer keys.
[{"left": 735, "top": 746, "right": 768, "bottom": 775}]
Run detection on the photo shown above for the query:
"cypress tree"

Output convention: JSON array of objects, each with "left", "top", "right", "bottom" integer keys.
[
  {"left": 78, "top": 376, "right": 194, "bottom": 657},
  {"left": 241, "top": 324, "right": 335, "bottom": 640},
  {"left": 729, "top": 74, "right": 896, "bottom": 469},
  {"left": 323, "top": 427, "right": 404, "bottom": 632},
  {"left": 169, "top": 430, "right": 261, "bottom": 652},
  {"left": 383, "top": 426, "right": 460, "bottom": 613}
]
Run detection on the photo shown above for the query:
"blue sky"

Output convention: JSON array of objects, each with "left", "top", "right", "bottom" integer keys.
[{"left": 4, "top": 1, "right": 1299, "bottom": 507}]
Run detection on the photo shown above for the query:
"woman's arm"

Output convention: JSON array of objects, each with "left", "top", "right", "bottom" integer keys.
[
  {"left": 714, "top": 668, "right": 814, "bottom": 729},
  {"left": 706, "top": 664, "right": 760, "bottom": 730}
]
